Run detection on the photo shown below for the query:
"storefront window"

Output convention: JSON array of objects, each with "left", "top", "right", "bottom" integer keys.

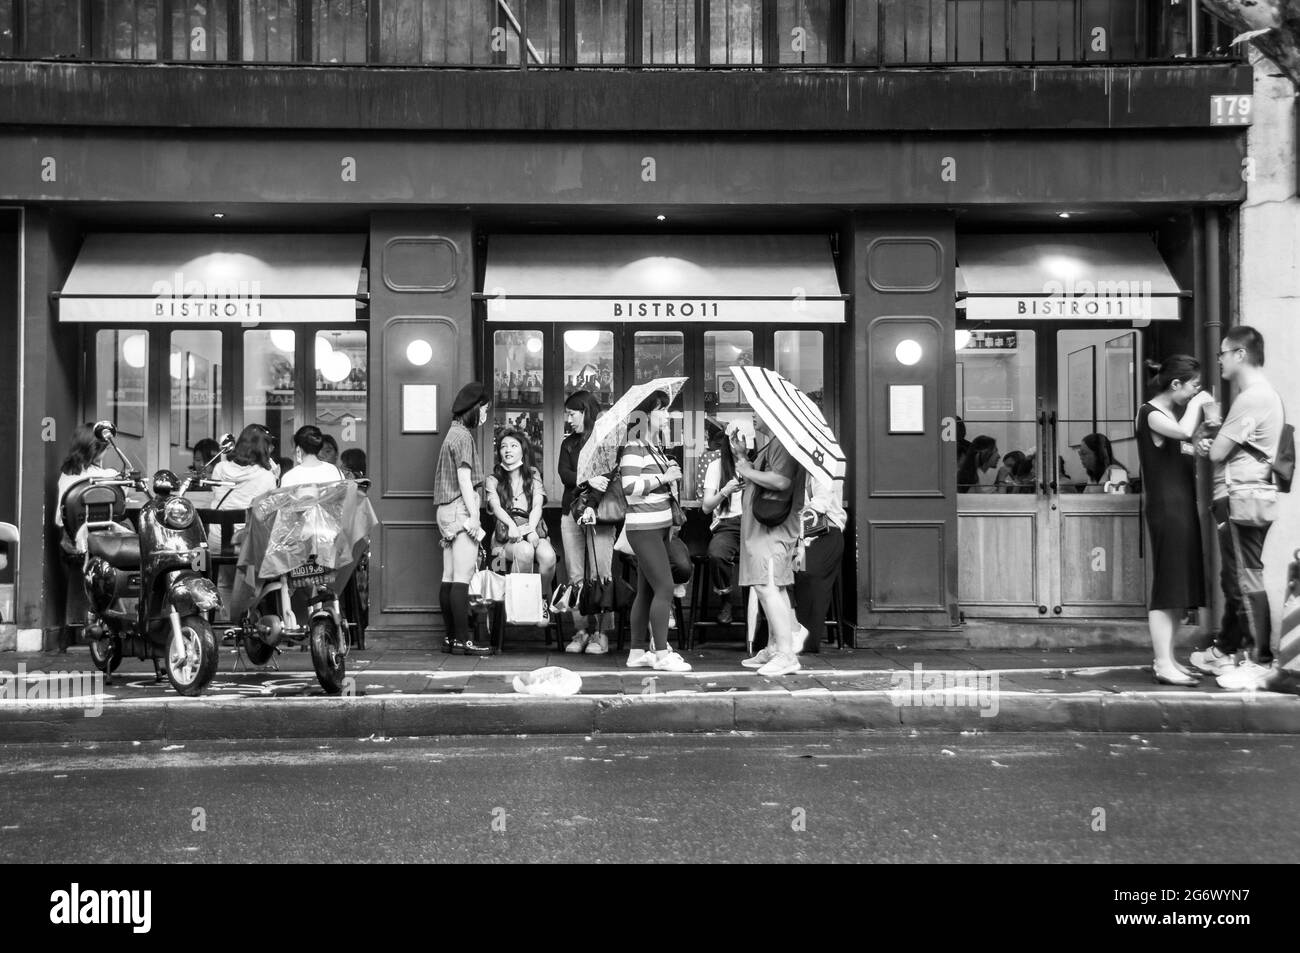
[
  {"left": 0, "top": 1, "right": 13, "bottom": 57},
  {"left": 704, "top": 328, "right": 752, "bottom": 426},
  {"left": 575, "top": 0, "right": 626, "bottom": 63},
  {"left": 377, "top": 0, "right": 515, "bottom": 65},
  {"left": 168, "top": 331, "right": 224, "bottom": 478},
  {"left": 95, "top": 330, "right": 150, "bottom": 471},
  {"left": 563, "top": 329, "right": 615, "bottom": 410},
  {"left": 955, "top": 329, "right": 1037, "bottom": 493},
  {"left": 492, "top": 330, "right": 546, "bottom": 475},
  {"left": 709, "top": 0, "right": 760, "bottom": 64},
  {"left": 774, "top": 329, "right": 823, "bottom": 404},
  {"left": 632, "top": 330, "right": 683, "bottom": 384},
  {"left": 313, "top": 0, "right": 367, "bottom": 63},
  {"left": 24, "top": 0, "right": 83, "bottom": 57},
  {"left": 776, "top": 0, "right": 829, "bottom": 64},
  {"left": 90, "top": 0, "right": 159, "bottom": 60},
  {"left": 643, "top": 0, "right": 694, "bottom": 64},
  {"left": 242, "top": 0, "right": 298, "bottom": 62},
  {"left": 314, "top": 329, "right": 368, "bottom": 474},
  {"left": 244, "top": 329, "right": 296, "bottom": 470},
  {"left": 169, "top": 0, "right": 230, "bottom": 60}
]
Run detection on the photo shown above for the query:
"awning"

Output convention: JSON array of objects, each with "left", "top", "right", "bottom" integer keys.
[
  {"left": 479, "top": 234, "right": 846, "bottom": 324},
  {"left": 57, "top": 233, "right": 367, "bottom": 323},
  {"left": 956, "top": 233, "right": 1183, "bottom": 322}
]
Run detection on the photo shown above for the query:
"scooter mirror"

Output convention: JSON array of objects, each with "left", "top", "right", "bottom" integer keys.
[
  {"left": 219, "top": 433, "right": 235, "bottom": 453},
  {"left": 152, "top": 469, "right": 181, "bottom": 496},
  {"left": 93, "top": 420, "right": 117, "bottom": 441}
]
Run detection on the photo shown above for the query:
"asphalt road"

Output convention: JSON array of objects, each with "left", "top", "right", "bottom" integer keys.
[{"left": 2, "top": 733, "right": 1296, "bottom": 863}]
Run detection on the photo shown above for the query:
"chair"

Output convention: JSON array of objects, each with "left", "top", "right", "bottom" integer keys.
[
  {"left": 198, "top": 508, "right": 243, "bottom": 625},
  {"left": 482, "top": 531, "right": 565, "bottom": 654}
]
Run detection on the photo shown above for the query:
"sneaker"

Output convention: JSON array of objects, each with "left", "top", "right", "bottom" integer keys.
[
  {"left": 741, "top": 646, "right": 776, "bottom": 669},
  {"left": 673, "top": 584, "right": 687, "bottom": 599},
  {"left": 790, "top": 624, "right": 810, "bottom": 654},
  {"left": 652, "top": 650, "right": 692, "bottom": 673},
  {"left": 626, "top": 649, "right": 657, "bottom": 669},
  {"left": 565, "top": 630, "right": 589, "bottom": 654},
  {"left": 584, "top": 632, "right": 609, "bottom": 655},
  {"left": 668, "top": 613, "right": 677, "bottom": 630},
  {"left": 1190, "top": 646, "right": 1235, "bottom": 677},
  {"left": 756, "top": 652, "right": 802, "bottom": 677},
  {"left": 717, "top": 601, "right": 733, "bottom": 626},
  {"left": 1216, "top": 660, "right": 1273, "bottom": 691}
]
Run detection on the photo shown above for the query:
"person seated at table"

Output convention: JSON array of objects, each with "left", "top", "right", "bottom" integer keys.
[
  {"left": 280, "top": 426, "right": 347, "bottom": 488},
  {"left": 55, "top": 424, "right": 133, "bottom": 546},
  {"left": 957, "top": 435, "right": 999, "bottom": 493},
  {"left": 485, "top": 429, "right": 557, "bottom": 600},
  {"left": 340, "top": 448, "right": 366, "bottom": 479},
  {"left": 995, "top": 450, "right": 1036, "bottom": 493},
  {"left": 1076, "top": 433, "right": 1130, "bottom": 493},
  {"left": 208, "top": 424, "right": 279, "bottom": 550},
  {"left": 701, "top": 420, "right": 744, "bottom": 625}
]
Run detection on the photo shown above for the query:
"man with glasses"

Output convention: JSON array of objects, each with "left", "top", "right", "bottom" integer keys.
[{"left": 1192, "top": 326, "right": 1285, "bottom": 689}]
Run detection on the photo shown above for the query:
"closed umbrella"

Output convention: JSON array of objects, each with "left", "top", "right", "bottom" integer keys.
[
  {"left": 576, "top": 376, "right": 687, "bottom": 484},
  {"left": 729, "top": 365, "right": 846, "bottom": 485}
]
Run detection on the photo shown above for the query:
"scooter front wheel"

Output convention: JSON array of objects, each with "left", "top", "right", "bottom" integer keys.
[
  {"left": 309, "top": 617, "right": 346, "bottom": 695},
  {"left": 167, "top": 615, "right": 218, "bottom": 697},
  {"left": 89, "top": 635, "right": 123, "bottom": 675}
]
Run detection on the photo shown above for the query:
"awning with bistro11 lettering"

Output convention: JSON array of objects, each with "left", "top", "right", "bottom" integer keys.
[
  {"left": 56, "top": 233, "right": 368, "bottom": 323},
  {"left": 478, "top": 234, "right": 846, "bottom": 324},
  {"left": 956, "top": 233, "right": 1185, "bottom": 322}
]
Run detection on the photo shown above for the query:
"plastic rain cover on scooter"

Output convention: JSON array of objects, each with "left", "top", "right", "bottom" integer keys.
[{"left": 229, "top": 481, "right": 377, "bottom": 619}]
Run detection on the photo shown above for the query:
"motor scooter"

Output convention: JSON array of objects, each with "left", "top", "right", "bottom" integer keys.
[
  {"left": 228, "top": 479, "right": 376, "bottom": 695},
  {"left": 63, "top": 423, "right": 232, "bottom": 696}
]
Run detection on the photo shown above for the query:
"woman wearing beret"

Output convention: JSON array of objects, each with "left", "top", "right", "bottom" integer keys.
[{"left": 434, "top": 382, "right": 493, "bottom": 655}]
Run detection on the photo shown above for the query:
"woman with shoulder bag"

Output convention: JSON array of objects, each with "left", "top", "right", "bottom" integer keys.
[
  {"left": 558, "top": 390, "right": 616, "bottom": 655},
  {"left": 792, "top": 469, "right": 847, "bottom": 656},
  {"left": 701, "top": 420, "right": 744, "bottom": 626},
  {"left": 484, "top": 429, "right": 557, "bottom": 603}
]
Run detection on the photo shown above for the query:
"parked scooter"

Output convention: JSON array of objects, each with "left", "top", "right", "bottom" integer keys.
[
  {"left": 229, "top": 479, "right": 376, "bottom": 695},
  {"left": 62, "top": 423, "right": 233, "bottom": 696}
]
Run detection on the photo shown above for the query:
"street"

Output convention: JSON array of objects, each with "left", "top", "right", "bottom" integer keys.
[{"left": 2, "top": 733, "right": 1296, "bottom": 863}]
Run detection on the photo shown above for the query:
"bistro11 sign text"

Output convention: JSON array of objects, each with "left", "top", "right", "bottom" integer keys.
[
  {"left": 485, "top": 296, "right": 845, "bottom": 324},
  {"left": 962, "top": 280, "right": 1179, "bottom": 322}
]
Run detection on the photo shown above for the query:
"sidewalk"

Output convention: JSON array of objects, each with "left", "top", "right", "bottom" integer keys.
[{"left": 1, "top": 639, "right": 1297, "bottom": 743}]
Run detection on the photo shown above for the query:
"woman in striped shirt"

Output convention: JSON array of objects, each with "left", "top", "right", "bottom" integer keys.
[{"left": 620, "top": 390, "right": 691, "bottom": 673}]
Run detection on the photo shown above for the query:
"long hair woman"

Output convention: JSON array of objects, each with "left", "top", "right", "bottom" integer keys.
[
  {"left": 620, "top": 389, "right": 691, "bottom": 673},
  {"left": 1077, "top": 432, "right": 1130, "bottom": 492},
  {"left": 485, "top": 427, "right": 557, "bottom": 592},
  {"left": 558, "top": 389, "right": 616, "bottom": 655},
  {"left": 1137, "top": 354, "right": 1217, "bottom": 685},
  {"left": 208, "top": 423, "right": 280, "bottom": 549},
  {"left": 55, "top": 424, "right": 116, "bottom": 532},
  {"left": 434, "top": 383, "right": 491, "bottom": 655}
]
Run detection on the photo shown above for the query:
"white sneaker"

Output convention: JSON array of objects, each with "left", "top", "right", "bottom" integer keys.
[
  {"left": 652, "top": 650, "right": 692, "bottom": 673},
  {"left": 1189, "top": 646, "right": 1235, "bottom": 677},
  {"left": 790, "top": 625, "right": 810, "bottom": 654},
  {"left": 565, "top": 630, "right": 589, "bottom": 654},
  {"left": 1216, "top": 660, "right": 1274, "bottom": 691},
  {"left": 626, "top": 649, "right": 656, "bottom": 669},
  {"left": 756, "top": 652, "right": 802, "bottom": 677},
  {"left": 668, "top": 613, "right": 677, "bottom": 630},
  {"left": 741, "top": 646, "right": 776, "bottom": 669},
  {"left": 584, "top": 632, "right": 609, "bottom": 655}
]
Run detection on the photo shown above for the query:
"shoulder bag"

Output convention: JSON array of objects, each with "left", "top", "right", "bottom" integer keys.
[{"left": 753, "top": 447, "right": 802, "bottom": 527}]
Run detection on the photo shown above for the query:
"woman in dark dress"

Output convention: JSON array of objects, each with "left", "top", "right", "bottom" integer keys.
[{"left": 1136, "top": 354, "right": 1218, "bottom": 686}]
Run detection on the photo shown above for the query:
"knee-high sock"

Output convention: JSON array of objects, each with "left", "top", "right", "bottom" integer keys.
[
  {"left": 438, "top": 582, "right": 453, "bottom": 636},
  {"left": 448, "top": 582, "right": 472, "bottom": 642}
]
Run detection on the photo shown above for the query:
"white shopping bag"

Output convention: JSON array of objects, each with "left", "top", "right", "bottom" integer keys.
[{"left": 504, "top": 572, "right": 546, "bottom": 627}]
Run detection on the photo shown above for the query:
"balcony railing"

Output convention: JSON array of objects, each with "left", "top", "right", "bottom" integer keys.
[{"left": 0, "top": 1, "right": 1242, "bottom": 67}]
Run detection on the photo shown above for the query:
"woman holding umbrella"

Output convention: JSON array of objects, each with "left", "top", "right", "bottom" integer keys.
[{"left": 620, "top": 389, "right": 692, "bottom": 673}]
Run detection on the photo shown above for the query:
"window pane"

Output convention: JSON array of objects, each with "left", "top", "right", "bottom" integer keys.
[
  {"left": 96, "top": 330, "right": 150, "bottom": 470},
  {"left": 563, "top": 329, "right": 616, "bottom": 410},
  {"left": 170, "top": 0, "right": 230, "bottom": 60},
  {"left": 169, "top": 331, "right": 224, "bottom": 478},
  {"left": 777, "top": 0, "right": 830, "bottom": 64},
  {"left": 91, "top": 0, "right": 159, "bottom": 59},
  {"left": 313, "top": 0, "right": 367, "bottom": 62},
  {"left": 0, "top": 1, "right": 13, "bottom": 57},
  {"left": 774, "top": 329, "right": 823, "bottom": 405},
  {"left": 244, "top": 329, "right": 296, "bottom": 472},
  {"left": 314, "top": 329, "right": 368, "bottom": 474},
  {"left": 633, "top": 329, "right": 684, "bottom": 445},
  {"left": 24, "top": 0, "right": 82, "bottom": 57},
  {"left": 522, "top": 0, "right": 562, "bottom": 63},
  {"left": 955, "top": 329, "right": 1038, "bottom": 493},
  {"left": 242, "top": 0, "right": 298, "bottom": 62},
  {"left": 378, "top": 0, "right": 518, "bottom": 65},
  {"left": 643, "top": 0, "right": 695, "bottom": 64},
  {"left": 492, "top": 330, "right": 545, "bottom": 478},
  {"left": 575, "top": 0, "right": 626, "bottom": 64},
  {"left": 710, "top": 0, "right": 760, "bottom": 64}
]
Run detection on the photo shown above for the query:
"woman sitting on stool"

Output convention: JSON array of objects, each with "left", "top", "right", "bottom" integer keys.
[{"left": 485, "top": 429, "right": 557, "bottom": 602}]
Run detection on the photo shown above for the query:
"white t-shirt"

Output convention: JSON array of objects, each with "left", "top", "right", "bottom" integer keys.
[
  {"left": 1214, "top": 378, "right": 1285, "bottom": 500},
  {"left": 703, "top": 457, "right": 744, "bottom": 530},
  {"left": 279, "top": 459, "right": 346, "bottom": 488}
]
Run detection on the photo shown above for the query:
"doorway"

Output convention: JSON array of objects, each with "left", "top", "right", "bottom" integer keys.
[{"left": 956, "top": 325, "right": 1146, "bottom": 619}]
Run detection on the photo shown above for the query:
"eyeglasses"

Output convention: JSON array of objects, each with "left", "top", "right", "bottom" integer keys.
[{"left": 1218, "top": 347, "right": 1244, "bottom": 358}]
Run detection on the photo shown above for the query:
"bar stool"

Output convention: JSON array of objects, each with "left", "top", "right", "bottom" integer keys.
[{"left": 686, "top": 556, "right": 745, "bottom": 650}]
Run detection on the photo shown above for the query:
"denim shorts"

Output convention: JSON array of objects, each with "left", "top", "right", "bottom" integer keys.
[{"left": 435, "top": 496, "right": 473, "bottom": 546}]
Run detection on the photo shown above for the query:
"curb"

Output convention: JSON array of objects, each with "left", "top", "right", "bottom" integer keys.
[{"left": 1, "top": 689, "right": 1298, "bottom": 743}]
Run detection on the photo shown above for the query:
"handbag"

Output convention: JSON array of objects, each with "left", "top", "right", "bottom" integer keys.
[
  {"left": 504, "top": 572, "right": 547, "bottom": 626},
  {"left": 593, "top": 474, "right": 627, "bottom": 524},
  {"left": 667, "top": 533, "right": 692, "bottom": 585},
  {"left": 799, "top": 506, "right": 831, "bottom": 539},
  {"left": 549, "top": 582, "right": 573, "bottom": 614},
  {"left": 468, "top": 550, "right": 507, "bottom": 606},
  {"left": 495, "top": 506, "right": 547, "bottom": 544},
  {"left": 753, "top": 451, "right": 801, "bottom": 527},
  {"left": 1227, "top": 482, "right": 1278, "bottom": 527}
]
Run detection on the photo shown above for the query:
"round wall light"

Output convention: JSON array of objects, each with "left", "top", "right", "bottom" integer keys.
[
  {"left": 406, "top": 339, "right": 433, "bottom": 366},
  {"left": 322, "top": 350, "right": 353, "bottom": 383},
  {"left": 895, "top": 339, "right": 923, "bottom": 366},
  {"left": 525, "top": 336, "right": 543, "bottom": 355},
  {"left": 565, "top": 330, "right": 600, "bottom": 354},
  {"left": 315, "top": 335, "right": 334, "bottom": 366},
  {"left": 270, "top": 329, "right": 295, "bottom": 353}
]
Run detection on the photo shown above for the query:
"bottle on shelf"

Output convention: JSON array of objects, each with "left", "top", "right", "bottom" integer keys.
[{"left": 508, "top": 370, "right": 520, "bottom": 403}]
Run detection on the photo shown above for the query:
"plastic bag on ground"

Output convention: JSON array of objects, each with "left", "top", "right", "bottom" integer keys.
[{"left": 512, "top": 666, "right": 583, "bottom": 697}]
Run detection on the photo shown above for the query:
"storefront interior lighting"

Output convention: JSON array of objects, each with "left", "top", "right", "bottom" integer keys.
[
  {"left": 955, "top": 330, "right": 972, "bottom": 350},
  {"left": 525, "top": 336, "right": 543, "bottom": 355},
  {"left": 656, "top": 215, "right": 666, "bottom": 222},
  {"left": 169, "top": 351, "right": 196, "bottom": 381},
  {"left": 322, "top": 349, "right": 352, "bottom": 383},
  {"left": 406, "top": 339, "right": 433, "bottom": 366},
  {"left": 270, "top": 329, "right": 295, "bottom": 353},
  {"left": 565, "top": 330, "right": 601, "bottom": 353},
  {"left": 121, "top": 333, "right": 147, "bottom": 369},
  {"left": 1057, "top": 212, "right": 1071, "bottom": 218},
  {"left": 212, "top": 212, "right": 225, "bottom": 219},
  {"left": 895, "top": 339, "right": 923, "bottom": 366},
  {"left": 315, "top": 335, "right": 334, "bottom": 366}
]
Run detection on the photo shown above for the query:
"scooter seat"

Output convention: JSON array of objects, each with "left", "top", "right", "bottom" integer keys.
[{"left": 87, "top": 533, "right": 141, "bottom": 569}]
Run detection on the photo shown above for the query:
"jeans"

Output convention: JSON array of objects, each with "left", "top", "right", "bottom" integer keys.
[
  {"left": 1212, "top": 498, "right": 1273, "bottom": 664},
  {"left": 559, "top": 513, "right": 614, "bottom": 630},
  {"left": 707, "top": 517, "right": 741, "bottom": 596}
]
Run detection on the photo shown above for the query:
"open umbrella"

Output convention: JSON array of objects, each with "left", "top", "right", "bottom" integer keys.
[
  {"left": 729, "top": 365, "right": 846, "bottom": 485},
  {"left": 576, "top": 376, "right": 687, "bottom": 484}
]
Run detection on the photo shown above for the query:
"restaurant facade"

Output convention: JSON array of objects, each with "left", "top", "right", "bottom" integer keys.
[{"left": 0, "top": 0, "right": 1252, "bottom": 650}]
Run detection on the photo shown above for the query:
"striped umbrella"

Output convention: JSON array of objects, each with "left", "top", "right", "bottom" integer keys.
[
  {"left": 576, "top": 377, "right": 688, "bottom": 485},
  {"left": 729, "top": 365, "right": 846, "bottom": 485}
]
